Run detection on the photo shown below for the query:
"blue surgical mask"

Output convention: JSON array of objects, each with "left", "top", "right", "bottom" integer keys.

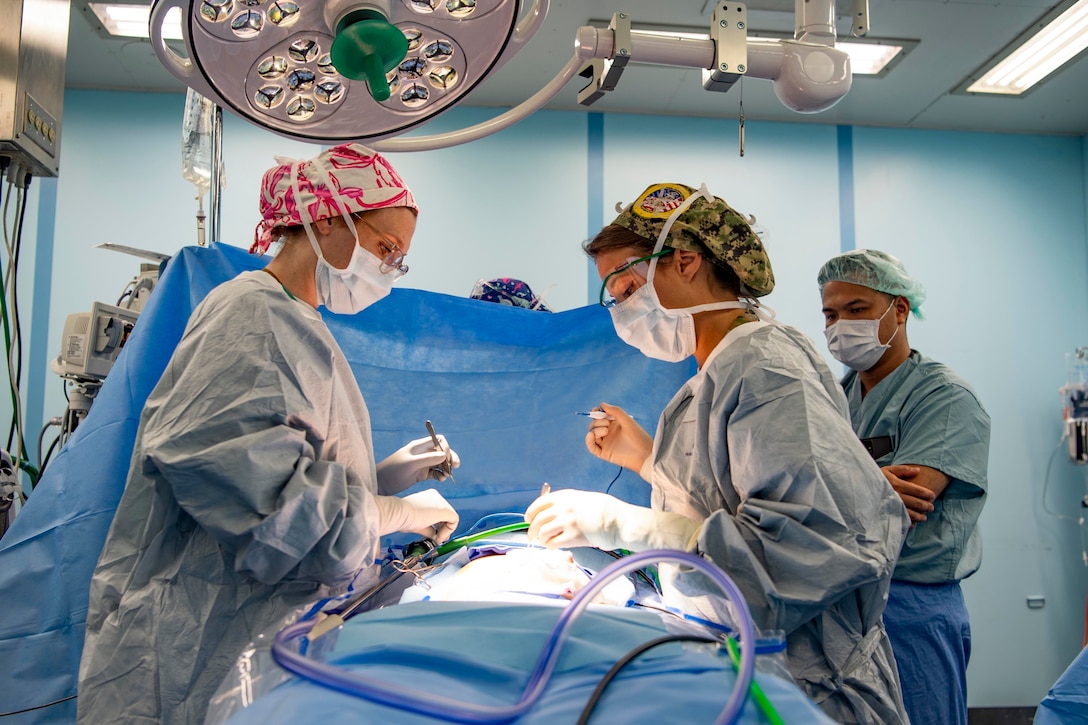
[{"left": 824, "top": 300, "right": 899, "bottom": 371}]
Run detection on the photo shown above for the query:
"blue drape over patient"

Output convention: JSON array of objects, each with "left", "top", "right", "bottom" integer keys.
[{"left": 0, "top": 243, "right": 693, "bottom": 722}]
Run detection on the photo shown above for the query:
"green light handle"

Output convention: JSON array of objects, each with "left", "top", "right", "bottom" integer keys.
[{"left": 331, "top": 12, "right": 408, "bottom": 102}]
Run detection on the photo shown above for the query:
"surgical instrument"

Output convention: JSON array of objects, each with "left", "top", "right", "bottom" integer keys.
[
  {"left": 425, "top": 419, "right": 455, "bottom": 481},
  {"left": 308, "top": 537, "right": 438, "bottom": 640}
]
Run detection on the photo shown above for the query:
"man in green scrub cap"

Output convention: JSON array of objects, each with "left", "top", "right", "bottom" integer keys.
[{"left": 818, "top": 248, "right": 991, "bottom": 725}]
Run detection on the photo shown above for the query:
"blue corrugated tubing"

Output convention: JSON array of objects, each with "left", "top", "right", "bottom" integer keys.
[{"left": 271, "top": 549, "right": 756, "bottom": 725}]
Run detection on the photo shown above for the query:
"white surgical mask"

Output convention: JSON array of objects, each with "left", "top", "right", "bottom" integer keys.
[
  {"left": 312, "top": 243, "right": 394, "bottom": 315},
  {"left": 610, "top": 282, "right": 750, "bottom": 362},
  {"left": 608, "top": 183, "right": 753, "bottom": 363},
  {"left": 824, "top": 300, "right": 899, "bottom": 371}
]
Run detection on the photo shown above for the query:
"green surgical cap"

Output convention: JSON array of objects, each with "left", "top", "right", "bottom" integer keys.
[
  {"left": 612, "top": 183, "right": 775, "bottom": 297},
  {"left": 818, "top": 249, "right": 926, "bottom": 319}
]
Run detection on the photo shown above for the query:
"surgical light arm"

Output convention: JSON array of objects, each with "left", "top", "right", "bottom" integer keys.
[
  {"left": 374, "top": 0, "right": 857, "bottom": 152},
  {"left": 579, "top": 0, "right": 862, "bottom": 112}
]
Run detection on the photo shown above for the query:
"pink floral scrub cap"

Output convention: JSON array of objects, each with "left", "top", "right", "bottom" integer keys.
[{"left": 251, "top": 142, "right": 417, "bottom": 255}]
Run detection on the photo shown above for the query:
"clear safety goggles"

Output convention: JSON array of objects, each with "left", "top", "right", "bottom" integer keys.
[
  {"left": 354, "top": 213, "right": 409, "bottom": 279},
  {"left": 599, "top": 248, "right": 674, "bottom": 308}
]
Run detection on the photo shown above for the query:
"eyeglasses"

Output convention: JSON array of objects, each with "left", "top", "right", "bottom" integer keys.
[
  {"left": 599, "top": 249, "right": 674, "bottom": 308},
  {"left": 353, "top": 213, "right": 409, "bottom": 279}
]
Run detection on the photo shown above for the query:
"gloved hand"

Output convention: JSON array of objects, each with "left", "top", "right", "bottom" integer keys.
[
  {"left": 584, "top": 403, "right": 653, "bottom": 475},
  {"left": 376, "top": 489, "right": 460, "bottom": 543},
  {"left": 376, "top": 435, "right": 461, "bottom": 495},
  {"left": 524, "top": 489, "right": 700, "bottom": 552}
]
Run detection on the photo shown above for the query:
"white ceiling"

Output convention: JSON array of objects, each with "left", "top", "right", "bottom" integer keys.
[{"left": 65, "top": 0, "right": 1088, "bottom": 136}]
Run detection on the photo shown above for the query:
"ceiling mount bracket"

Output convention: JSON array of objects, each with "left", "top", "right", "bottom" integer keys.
[
  {"left": 577, "top": 11, "right": 630, "bottom": 106},
  {"left": 702, "top": 2, "right": 747, "bottom": 92}
]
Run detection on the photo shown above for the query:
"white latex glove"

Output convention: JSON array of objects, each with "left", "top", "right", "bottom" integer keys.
[
  {"left": 524, "top": 489, "right": 700, "bottom": 552},
  {"left": 376, "top": 489, "right": 460, "bottom": 543},
  {"left": 375, "top": 435, "right": 461, "bottom": 495},
  {"left": 584, "top": 403, "right": 653, "bottom": 475}
]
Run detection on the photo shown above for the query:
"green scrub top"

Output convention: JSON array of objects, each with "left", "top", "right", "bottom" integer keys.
[{"left": 842, "top": 350, "right": 990, "bottom": 583}]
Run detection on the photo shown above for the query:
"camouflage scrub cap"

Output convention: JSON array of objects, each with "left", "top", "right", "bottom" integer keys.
[
  {"left": 611, "top": 183, "right": 775, "bottom": 297},
  {"left": 817, "top": 248, "right": 926, "bottom": 319}
]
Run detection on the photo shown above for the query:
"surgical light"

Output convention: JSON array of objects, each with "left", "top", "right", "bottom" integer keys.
[
  {"left": 149, "top": 0, "right": 540, "bottom": 143},
  {"left": 147, "top": 0, "right": 871, "bottom": 148},
  {"left": 964, "top": 0, "right": 1088, "bottom": 95}
]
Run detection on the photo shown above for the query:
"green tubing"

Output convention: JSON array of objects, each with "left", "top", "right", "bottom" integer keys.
[
  {"left": 435, "top": 522, "right": 530, "bottom": 557},
  {"left": 724, "top": 636, "right": 785, "bottom": 725}
]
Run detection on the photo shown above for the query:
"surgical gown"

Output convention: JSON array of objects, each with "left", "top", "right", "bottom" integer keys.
[
  {"left": 648, "top": 320, "right": 910, "bottom": 725},
  {"left": 77, "top": 271, "right": 383, "bottom": 724}
]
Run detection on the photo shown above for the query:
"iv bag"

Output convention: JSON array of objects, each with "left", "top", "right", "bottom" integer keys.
[{"left": 182, "top": 88, "right": 214, "bottom": 199}]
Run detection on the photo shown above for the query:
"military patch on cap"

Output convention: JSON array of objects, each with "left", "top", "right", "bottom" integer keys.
[{"left": 632, "top": 184, "right": 691, "bottom": 219}]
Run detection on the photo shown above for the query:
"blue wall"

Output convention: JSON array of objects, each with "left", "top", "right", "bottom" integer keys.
[{"left": 6, "top": 88, "right": 1088, "bottom": 708}]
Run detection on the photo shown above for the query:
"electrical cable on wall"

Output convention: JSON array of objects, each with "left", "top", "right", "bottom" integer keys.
[
  {"left": 4, "top": 178, "right": 27, "bottom": 450},
  {"left": 0, "top": 160, "right": 39, "bottom": 497}
]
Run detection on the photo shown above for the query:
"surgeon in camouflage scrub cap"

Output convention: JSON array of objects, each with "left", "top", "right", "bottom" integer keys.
[
  {"left": 541, "top": 184, "right": 912, "bottom": 724},
  {"left": 612, "top": 182, "right": 775, "bottom": 297}
]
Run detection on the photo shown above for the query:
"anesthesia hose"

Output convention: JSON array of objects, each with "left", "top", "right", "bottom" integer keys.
[{"left": 270, "top": 549, "right": 756, "bottom": 725}]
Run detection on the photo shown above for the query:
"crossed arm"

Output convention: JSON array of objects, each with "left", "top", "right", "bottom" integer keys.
[{"left": 882, "top": 464, "right": 950, "bottom": 524}]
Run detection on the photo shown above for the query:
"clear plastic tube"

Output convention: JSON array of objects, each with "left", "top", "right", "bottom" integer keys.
[{"left": 271, "top": 549, "right": 756, "bottom": 725}]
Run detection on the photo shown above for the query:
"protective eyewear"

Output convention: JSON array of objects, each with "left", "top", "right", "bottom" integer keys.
[
  {"left": 354, "top": 214, "right": 409, "bottom": 279},
  {"left": 599, "top": 249, "right": 674, "bottom": 308}
]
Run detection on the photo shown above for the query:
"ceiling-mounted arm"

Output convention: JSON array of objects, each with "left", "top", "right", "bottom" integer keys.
[
  {"left": 701, "top": 2, "right": 748, "bottom": 92},
  {"left": 577, "top": 12, "right": 631, "bottom": 105},
  {"left": 373, "top": 49, "right": 589, "bottom": 151},
  {"left": 376, "top": 0, "right": 856, "bottom": 151},
  {"left": 704, "top": 0, "right": 853, "bottom": 113},
  {"left": 852, "top": 0, "right": 869, "bottom": 37},
  {"left": 795, "top": 0, "right": 835, "bottom": 45},
  {"left": 577, "top": 2, "right": 849, "bottom": 113}
]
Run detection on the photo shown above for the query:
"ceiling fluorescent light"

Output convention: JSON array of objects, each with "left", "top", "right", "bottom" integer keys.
[
  {"left": 87, "top": 2, "right": 182, "bottom": 40},
  {"left": 627, "top": 26, "right": 908, "bottom": 76},
  {"left": 842, "top": 41, "right": 903, "bottom": 75},
  {"left": 965, "top": 0, "right": 1088, "bottom": 95}
]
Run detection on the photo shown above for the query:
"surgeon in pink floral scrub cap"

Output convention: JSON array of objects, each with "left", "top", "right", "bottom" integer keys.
[{"left": 78, "top": 143, "right": 461, "bottom": 725}]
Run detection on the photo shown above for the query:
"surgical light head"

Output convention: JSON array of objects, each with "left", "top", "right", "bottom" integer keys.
[
  {"left": 150, "top": 0, "right": 542, "bottom": 143},
  {"left": 149, "top": 0, "right": 863, "bottom": 148}
]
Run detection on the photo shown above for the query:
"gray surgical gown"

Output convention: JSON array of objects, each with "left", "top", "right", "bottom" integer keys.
[
  {"left": 648, "top": 320, "right": 910, "bottom": 725},
  {"left": 77, "top": 271, "right": 383, "bottom": 724}
]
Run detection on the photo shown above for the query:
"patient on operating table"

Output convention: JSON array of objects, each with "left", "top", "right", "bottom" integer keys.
[{"left": 401, "top": 546, "right": 633, "bottom": 606}]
